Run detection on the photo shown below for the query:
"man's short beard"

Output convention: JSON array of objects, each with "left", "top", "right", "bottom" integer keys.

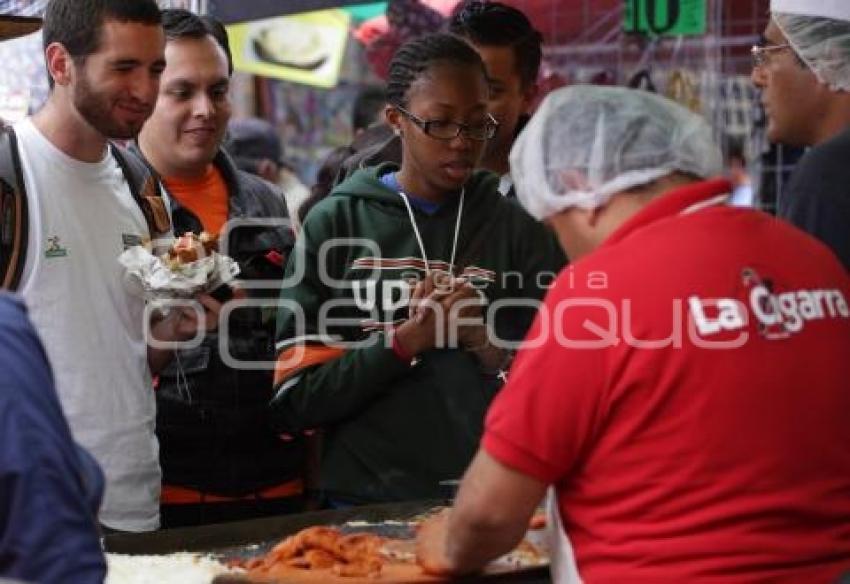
[{"left": 73, "top": 64, "right": 148, "bottom": 140}]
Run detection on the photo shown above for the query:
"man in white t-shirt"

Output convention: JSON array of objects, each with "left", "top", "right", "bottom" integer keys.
[{"left": 14, "top": 0, "right": 218, "bottom": 532}]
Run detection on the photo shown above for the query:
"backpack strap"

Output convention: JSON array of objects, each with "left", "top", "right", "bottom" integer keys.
[
  {"left": 109, "top": 143, "right": 172, "bottom": 239},
  {"left": 0, "top": 135, "right": 171, "bottom": 292},
  {"left": 0, "top": 126, "right": 28, "bottom": 291}
]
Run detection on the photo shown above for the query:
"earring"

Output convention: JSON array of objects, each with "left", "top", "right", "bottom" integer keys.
[{"left": 393, "top": 128, "right": 401, "bottom": 137}]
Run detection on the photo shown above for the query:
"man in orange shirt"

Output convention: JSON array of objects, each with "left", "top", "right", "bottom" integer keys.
[{"left": 134, "top": 9, "right": 302, "bottom": 527}]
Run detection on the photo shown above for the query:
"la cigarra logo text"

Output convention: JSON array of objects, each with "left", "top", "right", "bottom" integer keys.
[{"left": 690, "top": 284, "right": 849, "bottom": 341}]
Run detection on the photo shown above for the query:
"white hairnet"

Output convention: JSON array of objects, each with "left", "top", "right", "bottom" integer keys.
[
  {"left": 773, "top": 12, "right": 850, "bottom": 92},
  {"left": 509, "top": 85, "right": 723, "bottom": 221}
]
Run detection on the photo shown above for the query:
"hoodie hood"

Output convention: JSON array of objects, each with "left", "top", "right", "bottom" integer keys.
[{"left": 331, "top": 161, "right": 499, "bottom": 212}]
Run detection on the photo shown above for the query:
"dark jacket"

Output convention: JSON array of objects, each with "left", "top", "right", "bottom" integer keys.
[
  {"left": 334, "top": 125, "right": 401, "bottom": 187},
  {"left": 271, "top": 163, "right": 565, "bottom": 504},
  {"left": 129, "top": 145, "right": 302, "bottom": 497},
  {"left": 0, "top": 294, "right": 106, "bottom": 584},
  {"left": 778, "top": 126, "right": 850, "bottom": 271}
]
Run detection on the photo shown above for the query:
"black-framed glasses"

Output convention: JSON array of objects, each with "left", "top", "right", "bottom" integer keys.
[
  {"left": 751, "top": 43, "right": 792, "bottom": 67},
  {"left": 394, "top": 105, "right": 498, "bottom": 141}
]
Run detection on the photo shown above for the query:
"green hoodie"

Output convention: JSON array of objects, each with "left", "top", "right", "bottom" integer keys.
[{"left": 271, "top": 162, "right": 565, "bottom": 504}]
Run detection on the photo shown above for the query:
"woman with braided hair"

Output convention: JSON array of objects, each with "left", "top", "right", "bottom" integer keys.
[{"left": 271, "top": 33, "right": 564, "bottom": 506}]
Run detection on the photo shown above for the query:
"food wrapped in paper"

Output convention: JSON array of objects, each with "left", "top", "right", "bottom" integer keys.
[{"left": 119, "top": 232, "right": 240, "bottom": 301}]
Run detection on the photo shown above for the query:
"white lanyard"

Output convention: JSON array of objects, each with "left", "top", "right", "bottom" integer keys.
[{"left": 397, "top": 188, "right": 465, "bottom": 276}]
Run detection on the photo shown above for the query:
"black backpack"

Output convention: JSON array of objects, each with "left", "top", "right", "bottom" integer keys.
[{"left": 0, "top": 125, "right": 171, "bottom": 291}]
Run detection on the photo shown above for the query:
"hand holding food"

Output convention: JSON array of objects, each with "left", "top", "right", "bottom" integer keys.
[
  {"left": 119, "top": 230, "right": 240, "bottom": 301},
  {"left": 414, "top": 509, "right": 455, "bottom": 576}
]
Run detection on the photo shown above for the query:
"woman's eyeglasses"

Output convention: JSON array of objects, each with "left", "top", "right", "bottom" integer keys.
[
  {"left": 394, "top": 105, "right": 498, "bottom": 141},
  {"left": 751, "top": 43, "right": 792, "bottom": 68}
]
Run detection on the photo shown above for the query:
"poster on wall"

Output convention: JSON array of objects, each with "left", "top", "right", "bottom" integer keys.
[
  {"left": 226, "top": 9, "right": 351, "bottom": 89},
  {"left": 624, "top": 0, "right": 706, "bottom": 37}
]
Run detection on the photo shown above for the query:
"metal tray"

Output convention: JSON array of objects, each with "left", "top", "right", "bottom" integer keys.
[{"left": 104, "top": 500, "right": 551, "bottom": 583}]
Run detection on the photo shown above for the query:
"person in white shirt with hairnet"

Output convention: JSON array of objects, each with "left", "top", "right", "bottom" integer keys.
[
  {"left": 415, "top": 85, "right": 850, "bottom": 583},
  {"left": 752, "top": 0, "right": 850, "bottom": 270}
]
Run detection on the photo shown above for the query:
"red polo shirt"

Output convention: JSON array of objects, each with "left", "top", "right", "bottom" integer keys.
[{"left": 484, "top": 179, "right": 850, "bottom": 582}]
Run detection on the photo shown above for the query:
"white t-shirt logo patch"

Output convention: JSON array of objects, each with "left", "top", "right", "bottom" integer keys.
[{"left": 44, "top": 235, "right": 68, "bottom": 258}]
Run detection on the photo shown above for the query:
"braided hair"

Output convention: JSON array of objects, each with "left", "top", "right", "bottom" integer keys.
[
  {"left": 448, "top": 1, "right": 543, "bottom": 89},
  {"left": 386, "top": 33, "right": 488, "bottom": 108}
]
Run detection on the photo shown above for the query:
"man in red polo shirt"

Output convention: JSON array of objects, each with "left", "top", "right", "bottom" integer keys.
[{"left": 416, "top": 86, "right": 850, "bottom": 583}]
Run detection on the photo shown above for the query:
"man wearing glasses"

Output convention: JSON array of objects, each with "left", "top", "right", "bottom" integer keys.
[{"left": 752, "top": 0, "right": 850, "bottom": 270}]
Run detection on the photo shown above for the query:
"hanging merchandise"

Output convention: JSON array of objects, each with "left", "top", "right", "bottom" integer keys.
[
  {"left": 345, "top": 2, "right": 388, "bottom": 22},
  {"left": 627, "top": 68, "right": 658, "bottom": 92},
  {"left": 717, "top": 76, "right": 758, "bottom": 138},
  {"left": 354, "top": 0, "right": 458, "bottom": 79},
  {"left": 624, "top": 0, "right": 707, "bottom": 37},
  {"left": 226, "top": 9, "right": 350, "bottom": 89},
  {"left": 666, "top": 69, "right": 701, "bottom": 113},
  {"left": 589, "top": 69, "right": 617, "bottom": 86}
]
